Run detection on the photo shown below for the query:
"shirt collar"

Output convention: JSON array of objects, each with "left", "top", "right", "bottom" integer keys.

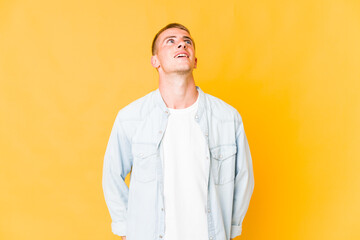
[{"left": 154, "top": 86, "right": 205, "bottom": 119}]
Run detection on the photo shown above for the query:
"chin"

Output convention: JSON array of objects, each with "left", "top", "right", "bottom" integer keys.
[
  {"left": 174, "top": 68, "right": 193, "bottom": 75},
  {"left": 176, "top": 65, "right": 194, "bottom": 72}
]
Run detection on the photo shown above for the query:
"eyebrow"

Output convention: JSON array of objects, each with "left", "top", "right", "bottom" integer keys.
[{"left": 163, "top": 35, "right": 193, "bottom": 44}]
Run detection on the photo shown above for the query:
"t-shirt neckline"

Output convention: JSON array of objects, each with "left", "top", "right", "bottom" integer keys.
[{"left": 168, "top": 91, "right": 199, "bottom": 114}]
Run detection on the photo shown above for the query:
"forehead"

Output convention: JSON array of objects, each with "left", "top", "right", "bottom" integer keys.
[{"left": 157, "top": 28, "right": 192, "bottom": 41}]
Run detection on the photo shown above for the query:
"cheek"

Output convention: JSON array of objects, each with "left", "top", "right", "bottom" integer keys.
[{"left": 161, "top": 53, "right": 173, "bottom": 62}]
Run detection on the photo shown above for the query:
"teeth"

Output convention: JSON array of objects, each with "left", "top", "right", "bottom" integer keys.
[{"left": 176, "top": 54, "right": 188, "bottom": 58}]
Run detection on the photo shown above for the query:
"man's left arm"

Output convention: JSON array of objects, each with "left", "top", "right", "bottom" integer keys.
[{"left": 230, "top": 114, "right": 255, "bottom": 239}]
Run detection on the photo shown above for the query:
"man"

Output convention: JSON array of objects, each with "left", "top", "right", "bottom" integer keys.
[{"left": 103, "top": 23, "right": 254, "bottom": 240}]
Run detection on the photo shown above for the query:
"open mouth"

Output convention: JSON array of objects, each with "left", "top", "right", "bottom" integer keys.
[{"left": 174, "top": 53, "right": 189, "bottom": 58}]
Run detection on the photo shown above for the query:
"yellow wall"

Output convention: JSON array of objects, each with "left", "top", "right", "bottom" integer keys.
[{"left": 1, "top": 0, "right": 359, "bottom": 239}]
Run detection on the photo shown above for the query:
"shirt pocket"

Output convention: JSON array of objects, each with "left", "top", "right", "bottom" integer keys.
[
  {"left": 210, "top": 145, "right": 237, "bottom": 185},
  {"left": 132, "top": 143, "right": 157, "bottom": 183}
]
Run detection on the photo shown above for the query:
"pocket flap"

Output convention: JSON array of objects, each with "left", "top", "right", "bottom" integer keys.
[
  {"left": 132, "top": 143, "right": 157, "bottom": 159},
  {"left": 210, "top": 145, "right": 237, "bottom": 160}
]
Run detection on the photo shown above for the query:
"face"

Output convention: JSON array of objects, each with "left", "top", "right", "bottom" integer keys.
[{"left": 151, "top": 28, "right": 197, "bottom": 75}]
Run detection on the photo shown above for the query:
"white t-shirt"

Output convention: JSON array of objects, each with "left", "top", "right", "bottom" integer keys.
[{"left": 160, "top": 93, "right": 209, "bottom": 240}]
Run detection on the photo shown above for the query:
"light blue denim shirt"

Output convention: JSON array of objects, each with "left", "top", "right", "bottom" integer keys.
[{"left": 102, "top": 86, "right": 254, "bottom": 240}]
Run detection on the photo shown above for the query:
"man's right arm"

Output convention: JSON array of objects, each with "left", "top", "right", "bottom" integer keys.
[{"left": 102, "top": 114, "right": 133, "bottom": 237}]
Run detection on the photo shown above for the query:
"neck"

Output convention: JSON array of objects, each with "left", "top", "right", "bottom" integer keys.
[{"left": 158, "top": 72, "right": 198, "bottom": 109}]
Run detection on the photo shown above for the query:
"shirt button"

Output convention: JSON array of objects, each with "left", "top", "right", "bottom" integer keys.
[
  {"left": 207, "top": 208, "right": 211, "bottom": 213},
  {"left": 165, "top": 110, "right": 168, "bottom": 114},
  {"left": 159, "top": 235, "right": 163, "bottom": 238},
  {"left": 209, "top": 237, "right": 213, "bottom": 240},
  {"left": 195, "top": 115, "right": 198, "bottom": 119},
  {"left": 161, "top": 208, "right": 164, "bottom": 211},
  {"left": 159, "top": 130, "right": 163, "bottom": 134}
]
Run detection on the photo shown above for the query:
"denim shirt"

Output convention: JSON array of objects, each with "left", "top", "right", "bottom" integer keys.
[{"left": 102, "top": 86, "right": 254, "bottom": 240}]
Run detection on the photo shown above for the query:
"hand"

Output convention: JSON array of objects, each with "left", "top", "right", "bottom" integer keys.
[{"left": 121, "top": 237, "right": 126, "bottom": 240}]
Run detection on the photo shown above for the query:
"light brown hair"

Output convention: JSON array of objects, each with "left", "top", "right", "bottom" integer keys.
[{"left": 151, "top": 23, "right": 195, "bottom": 56}]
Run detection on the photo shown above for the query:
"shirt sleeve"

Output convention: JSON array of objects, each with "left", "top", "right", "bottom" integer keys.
[
  {"left": 230, "top": 113, "right": 255, "bottom": 239},
  {"left": 102, "top": 113, "right": 133, "bottom": 236}
]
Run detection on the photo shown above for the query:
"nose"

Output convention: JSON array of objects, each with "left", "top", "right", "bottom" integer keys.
[{"left": 177, "top": 42, "right": 186, "bottom": 49}]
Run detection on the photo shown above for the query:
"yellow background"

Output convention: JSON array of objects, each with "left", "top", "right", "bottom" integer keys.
[{"left": 1, "top": 0, "right": 359, "bottom": 239}]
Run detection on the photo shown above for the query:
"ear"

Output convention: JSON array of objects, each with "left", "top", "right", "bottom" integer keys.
[
  {"left": 151, "top": 55, "right": 160, "bottom": 69},
  {"left": 194, "top": 57, "right": 198, "bottom": 69}
]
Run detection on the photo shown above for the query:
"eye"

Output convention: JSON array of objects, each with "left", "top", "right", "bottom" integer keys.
[
  {"left": 166, "top": 39, "right": 175, "bottom": 43},
  {"left": 185, "top": 40, "right": 192, "bottom": 45}
]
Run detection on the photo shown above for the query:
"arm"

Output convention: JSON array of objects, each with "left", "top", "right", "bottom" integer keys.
[
  {"left": 102, "top": 114, "right": 133, "bottom": 237},
  {"left": 230, "top": 114, "right": 255, "bottom": 239}
]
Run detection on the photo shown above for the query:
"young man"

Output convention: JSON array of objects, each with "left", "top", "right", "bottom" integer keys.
[{"left": 103, "top": 23, "right": 254, "bottom": 240}]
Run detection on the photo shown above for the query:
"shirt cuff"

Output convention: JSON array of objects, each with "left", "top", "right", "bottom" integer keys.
[
  {"left": 230, "top": 225, "right": 242, "bottom": 239},
  {"left": 111, "top": 221, "right": 127, "bottom": 237}
]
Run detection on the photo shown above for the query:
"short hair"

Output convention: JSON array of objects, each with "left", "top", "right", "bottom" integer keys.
[{"left": 151, "top": 23, "right": 195, "bottom": 56}]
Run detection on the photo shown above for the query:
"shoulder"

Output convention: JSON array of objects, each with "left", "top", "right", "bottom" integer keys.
[
  {"left": 204, "top": 92, "right": 242, "bottom": 123},
  {"left": 115, "top": 89, "right": 157, "bottom": 122}
]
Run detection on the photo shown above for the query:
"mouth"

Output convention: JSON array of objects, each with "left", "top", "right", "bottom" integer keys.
[{"left": 174, "top": 52, "right": 189, "bottom": 58}]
